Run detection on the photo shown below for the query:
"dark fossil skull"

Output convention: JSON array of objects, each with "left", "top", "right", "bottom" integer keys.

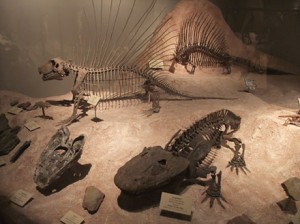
[{"left": 33, "top": 125, "right": 85, "bottom": 189}]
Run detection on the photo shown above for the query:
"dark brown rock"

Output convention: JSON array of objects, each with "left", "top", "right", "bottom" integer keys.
[
  {"left": 0, "top": 114, "right": 9, "bottom": 133},
  {"left": 10, "top": 100, "right": 19, "bottom": 107},
  {"left": 17, "top": 101, "right": 31, "bottom": 110},
  {"left": 82, "top": 186, "right": 105, "bottom": 214},
  {"left": 227, "top": 214, "right": 256, "bottom": 224},
  {"left": 114, "top": 146, "right": 189, "bottom": 195},
  {"left": 277, "top": 198, "right": 298, "bottom": 215},
  {"left": 0, "top": 114, "right": 21, "bottom": 156},
  {"left": 0, "top": 127, "right": 21, "bottom": 155},
  {"left": 282, "top": 177, "right": 300, "bottom": 201},
  {"left": 26, "top": 105, "right": 38, "bottom": 111}
]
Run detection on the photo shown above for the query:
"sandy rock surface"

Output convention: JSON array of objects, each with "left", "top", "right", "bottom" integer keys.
[{"left": 0, "top": 67, "right": 300, "bottom": 223}]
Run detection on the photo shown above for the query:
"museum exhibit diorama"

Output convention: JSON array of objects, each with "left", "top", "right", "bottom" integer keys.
[{"left": 0, "top": 0, "right": 300, "bottom": 223}]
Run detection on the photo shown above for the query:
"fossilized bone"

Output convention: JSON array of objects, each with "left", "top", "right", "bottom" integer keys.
[
  {"left": 38, "top": 0, "right": 177, "bottom": 124},
  {"left": 279, "top": 115, "right": 300, "bottom": 127},
  {"left": 38, "top": 0, "right": 236, "bottom": 125},
  {"left": 10, "top": 140, "right": 31, "bottom": 163},
  {"left": 226, "top": 142, "right": 249, "bottom": 175},
  {"left": 33, "top": 125, "right": 85, "bottom": 189},
  {"left": 114, "top": 109, "right": 246, "bottom": 208},
  {"left": 170, "top": 12, "right": 265, "bottom": 74},
  {"left": 38, "top": 57, "right": 235, "bottom": 124}
]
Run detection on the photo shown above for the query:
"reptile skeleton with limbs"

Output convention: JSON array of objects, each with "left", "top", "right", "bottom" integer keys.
[{"left": 38, "top": 1, "right": 235, "bottom": 125}]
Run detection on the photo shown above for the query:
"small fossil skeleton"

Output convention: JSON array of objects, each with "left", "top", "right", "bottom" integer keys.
[
  {"left": 279, "top": 115, "right": 300, "bottom": 127},
  {"left": 114, "top": 109, "right": 245, "bottom": 208},
  {"left": 170, "top": 12, "right": 265, "bottom": 74},
  {"left": 34, "top": 125, "right": 85, "bottom": 189}
]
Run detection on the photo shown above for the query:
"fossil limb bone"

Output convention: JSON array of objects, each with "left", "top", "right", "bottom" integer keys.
[
  {"left": 10, "top": 140, "right": 31, "bottom": 163},
  {"left": 226, "top": 142, "right": 249, "bottom": 175}
]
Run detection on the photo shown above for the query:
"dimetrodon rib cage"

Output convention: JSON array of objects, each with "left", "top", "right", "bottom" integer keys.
[
  {"left": 170, "top": 11, "right": 265, "bottom": 74},
  {"left": 38, "top": 0, "right": 236, "bottom": 125},
  {"left": 74, "top": 0, "right": 178, "bottom": 106}
]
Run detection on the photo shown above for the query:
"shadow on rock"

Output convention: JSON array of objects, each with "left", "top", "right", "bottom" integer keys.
[
  {"left": 35, "top": 115, "right": 53, "bottom": 120},
  {"left": 0, "top": 195, "right": 39, "bottom": 224},
  {"left": 117, "top": 191, "right": 162, "bottom": 212},
  {"left": 46, "top": 99, "right": 73, "bottom": 107},
  {"left": 37, "top": 162, "right": 92, "bottom": 196},
  {"left": 91, "top": 117, "right": 103, "bottom": 123},
  {"left": 117, "top": 180, "right": 188, "bottom": 212}
]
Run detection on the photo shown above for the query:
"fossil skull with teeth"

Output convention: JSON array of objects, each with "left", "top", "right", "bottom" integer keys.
[{"left": 38, "top": 57, "right": 70, "bottom": 81}]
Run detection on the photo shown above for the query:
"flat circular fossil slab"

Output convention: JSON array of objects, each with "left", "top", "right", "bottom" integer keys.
[{"left": 114, "top": 146, "right": 189, "bottom": 195}]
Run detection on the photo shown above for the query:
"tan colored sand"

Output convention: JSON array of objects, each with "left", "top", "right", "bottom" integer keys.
[{"left": 0, "top": 66, "right": 300, "bottom": 223}]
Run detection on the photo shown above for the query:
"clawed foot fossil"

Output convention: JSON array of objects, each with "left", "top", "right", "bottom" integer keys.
[
  {"left": 201, "top": 171, "right": 228, "bottom": 208},
  {"left": 227, "top": 143, "right": 250, "bottom": 175}
]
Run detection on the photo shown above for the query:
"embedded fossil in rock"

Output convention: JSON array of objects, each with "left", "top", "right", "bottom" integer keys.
[
  {"left": 33, "top": 125, "right": 85, "bottom": 189},
  {"left": 115, "top": 109, "right": 245, "bottom": 208}
]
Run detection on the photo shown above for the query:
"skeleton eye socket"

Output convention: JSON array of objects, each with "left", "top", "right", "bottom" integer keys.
[
  {"left": 55, "top": 63, "right": 59, "bottom": 68},
  {"left": 50, "top": 60, "right": 55, "bottom": 65}
]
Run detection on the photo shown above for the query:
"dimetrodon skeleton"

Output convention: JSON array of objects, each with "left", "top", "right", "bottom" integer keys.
[
  {"left": 170, "top": 12, "right": 266, "bottom": 74},
  {"left": 38, "top": 0, "right": 235, "bottom": 125}
]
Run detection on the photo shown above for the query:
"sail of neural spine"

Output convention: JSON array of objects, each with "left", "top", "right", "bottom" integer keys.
[{"left": 69, "top": 0, "right": 176, "bottom": 109}]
